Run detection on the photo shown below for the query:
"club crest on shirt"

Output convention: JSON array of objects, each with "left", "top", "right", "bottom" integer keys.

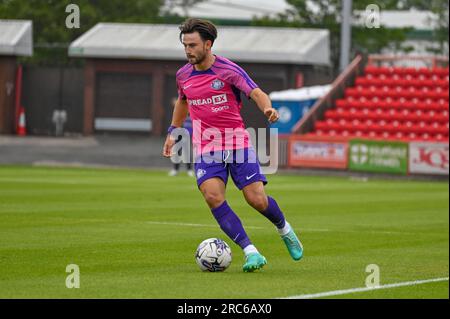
[{"left": 211, "top": 79, "right": 224, "bottom": 90}]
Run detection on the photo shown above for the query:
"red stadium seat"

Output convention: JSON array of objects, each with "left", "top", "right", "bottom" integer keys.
[
  {"left": 316, "top": 64, "right": 449, "bottom": 143},
  {"left": 336, "top": 99, "right": 347, "bottom": 108}
]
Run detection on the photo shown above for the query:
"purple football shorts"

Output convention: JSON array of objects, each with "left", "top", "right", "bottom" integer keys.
[{"left": 194, "top": 147, "right": 267, "bottom": 190}]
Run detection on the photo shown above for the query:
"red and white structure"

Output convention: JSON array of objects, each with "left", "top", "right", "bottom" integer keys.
[{"left": 284, "top": 55, "right": 449, "bottom": 176}]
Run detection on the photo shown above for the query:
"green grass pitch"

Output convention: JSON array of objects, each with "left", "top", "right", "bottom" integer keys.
[{"left": 0, "top": 165, "right": 448, "bottom": 299}]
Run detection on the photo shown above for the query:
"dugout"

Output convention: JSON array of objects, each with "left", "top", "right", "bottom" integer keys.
[
  {"left": 68, "top": 23, "right": 331, "bottom": 136},
  {"left": 0, "top": 20, "right": 33, "bottom": 134}
]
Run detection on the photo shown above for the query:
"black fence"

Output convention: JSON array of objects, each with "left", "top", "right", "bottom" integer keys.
[
  {"left": 20, "top": 64, "right": 332, "bottom": 137},
  {"left": 22, "top": 66, "right": 84, "bottom": 136}
]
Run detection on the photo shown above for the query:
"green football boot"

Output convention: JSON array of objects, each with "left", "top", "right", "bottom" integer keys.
[
  {"left": 281, "top": 229, "right": 303, "bottom": 261},
  {"left": 243, "top": 252, "right": 267, "bottom": 272}
]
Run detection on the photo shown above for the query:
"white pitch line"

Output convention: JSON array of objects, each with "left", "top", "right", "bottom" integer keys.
[
  {"left": 282, "top": 277, "right": 449, "bottom": 299},
  {"left": 145, "top": 221, "right": 264, "bottom": 229},
  {"left": 145, "top": 221, "right": 333, "bottom": 232},
  {"left": 144, "top": 222, "right": 414, "bottom": 235},
  {"left": 0, "top": 178, "right": 84, "bottom": 185}
]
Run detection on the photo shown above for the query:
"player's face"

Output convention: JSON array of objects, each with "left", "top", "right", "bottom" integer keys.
[{"left": 182, "top": 32, "right": 211, "bottom": 65}]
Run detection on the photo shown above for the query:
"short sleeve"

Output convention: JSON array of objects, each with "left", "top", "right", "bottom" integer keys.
[
  {"left": 176, "top": 78, "right": 186, "bottom": 100},
  {"left": 227, "top": 67, "right": 258, "bottom": 97},
  {"left": 214, "top": 58, "right": 259, "bottom": 97},
  {"left": 176, "top": 64, "right": 192, "bottom": 100}
]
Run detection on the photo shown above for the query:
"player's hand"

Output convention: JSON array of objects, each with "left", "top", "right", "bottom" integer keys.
[
  {"left": 264, "top": 108, "right": 279, "bottom": 123},
  {"left": 162, "top": 134, "right": 176, "bottom": 157}
]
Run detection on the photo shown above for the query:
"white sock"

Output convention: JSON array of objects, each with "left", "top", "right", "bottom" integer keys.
[
  {"left": 277, "top": 221, "right": 292, "bottom": 236},
  {"left": 243, "top": 244, "right": 259, "bottom": 256}
]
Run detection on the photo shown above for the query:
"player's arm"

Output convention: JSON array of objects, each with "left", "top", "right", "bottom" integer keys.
[
  {"left": 162, "top": 98, "right": 189, "bottom": 157},
  {"left": 250, "top": 88, "right": 279, "bottom": 123},
  {"left": 170, "top": 97, "right": 189, "bottom": 128}
]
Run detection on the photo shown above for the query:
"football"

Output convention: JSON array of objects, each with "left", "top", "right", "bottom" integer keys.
[{"left": 195, "top": 238, "right": 232, "bottom": 272}]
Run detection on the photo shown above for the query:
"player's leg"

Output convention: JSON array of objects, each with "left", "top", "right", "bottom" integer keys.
[
  {"left": 242, "top": 181, "right": 303, "bottom": 261},
  {"left": 186, "top": 162, "right": 194, "bottom": 177},
  {"left": 169, "top": 136, "right": 183, "bottom": 176},
  {"left": 182, "top": 137, "right": 194, "bottom": 176},
  {"left": 220, "top": 148, "right": 270, "bottom": 271},
  {"left": 198, "top": 177, "right": 265, "bottom": 272},
  {"left": 229, "top": 147, "right": 303, "bottom": 261},
  {"left": 199, "top": 177, "right": 266, "bottom": 272},
  {"left": 199, "top": 177, "right": 226, "bottom": 209},
  {"left": 168, "top": 163, "right": 179, "bottom": 176},
  {"left": 195, "top": 149, "right": 267, "bottom": 272}
]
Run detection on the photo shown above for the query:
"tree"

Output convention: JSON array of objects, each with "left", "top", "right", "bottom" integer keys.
[
  {"left": 252, "top": 0, "right": 447, "bottom": 74},
  {"left": 428, "top": 0, "right": 449, "bottom": 55},
  {"left": 163, "top": 0, "right": 207, "bottom": 17},
  {"left": 394, "top": 0, "right": 449, "bottom": 55},
  {"left": 0, "top": 0, "right": 164, "bottom": 65}
]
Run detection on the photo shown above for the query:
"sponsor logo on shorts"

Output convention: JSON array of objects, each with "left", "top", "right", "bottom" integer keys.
[
  {"left": 246, "top": 173, "right": 257, "bottom": 180},
  {"left": 196, "top": 169, "right": 207, "bottom": 179}
]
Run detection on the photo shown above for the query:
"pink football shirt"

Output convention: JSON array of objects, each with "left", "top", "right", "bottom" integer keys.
[{"left": 176, "top": 55, "right": 258, "bottom": 156}]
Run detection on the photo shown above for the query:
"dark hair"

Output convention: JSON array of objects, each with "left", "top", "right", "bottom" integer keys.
[{"left": 179, "top": 18, "right": 217, "bottom": 45}]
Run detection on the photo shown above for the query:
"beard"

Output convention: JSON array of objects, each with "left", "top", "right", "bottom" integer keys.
[{"left": 187, "top": 51, "right": 207, "bottom": 65}]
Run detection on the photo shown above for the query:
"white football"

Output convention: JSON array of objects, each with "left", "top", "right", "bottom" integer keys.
[{"left": 195, "top": 238, "right": 232, "bottom": 272}]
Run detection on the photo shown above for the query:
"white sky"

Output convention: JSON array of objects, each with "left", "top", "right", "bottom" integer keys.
[{"left": 164, "top": 0, "right": 293, "bottom": 20}]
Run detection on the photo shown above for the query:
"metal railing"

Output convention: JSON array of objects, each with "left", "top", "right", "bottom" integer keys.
[
  {"left": 292, "top": 54, "right": 365, "bottom": 134},
  {"left": 276, "top": 134, "right": 290, "bottom": 168}
]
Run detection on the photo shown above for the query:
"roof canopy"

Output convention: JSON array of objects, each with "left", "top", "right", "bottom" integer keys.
[
  {"left": 0, "top": 20, "right": 33, "bottom": 56},
  {"left": 69, "top": 23, "right": 330, "bottom": 66},
  {"left": 269, "top": 84, "right": 332, "bottom": 101}
]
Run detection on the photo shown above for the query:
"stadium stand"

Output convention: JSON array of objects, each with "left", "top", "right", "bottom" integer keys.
[{"left": 303, "top": 64, "right": 449, "bottom": 142}]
